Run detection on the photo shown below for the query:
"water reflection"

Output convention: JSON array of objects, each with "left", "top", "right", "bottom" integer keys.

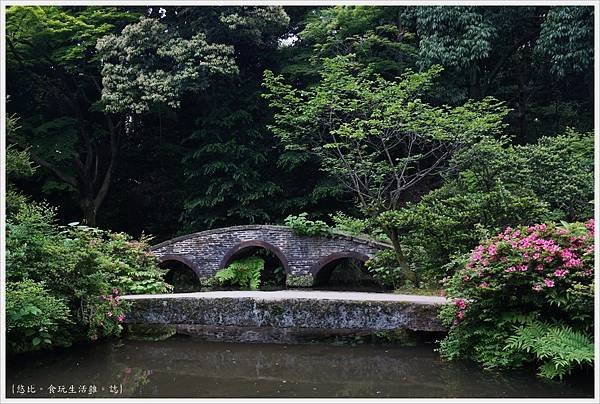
[{"left": 6, "top": 336, "right": 593, "bottom": 398}]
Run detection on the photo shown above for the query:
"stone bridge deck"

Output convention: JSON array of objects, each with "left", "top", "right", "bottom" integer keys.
[{"left": 123, "top": 291, "right": 448, "bottom": 339}]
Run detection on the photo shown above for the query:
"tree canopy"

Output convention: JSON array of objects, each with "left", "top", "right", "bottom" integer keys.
[{"left": 6, "top": 5, "right": 594, "bottom": 240}]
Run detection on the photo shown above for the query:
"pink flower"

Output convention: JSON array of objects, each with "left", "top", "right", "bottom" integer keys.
[
  {"left": 518, "top": 265, "right": 528, "bottom": 272},
  {"left": 585, "top": 219, "right": 594, "bottom": 233},
  {"left": 536, "top": 264, "right": 544, "bottom": 271},
  {"left": 480, "top": 282, "right": 489, "bottom": 289},
  {"left": 564, "top": 258, "right": 582, "bottom": 268},
  {"left": 532, "top": 284, "right": 542, "bottom": 291},
  {"left": 463, "top": 275, "right": 470, "bottom": 281},
  {"left": 488, "top": 244, "right": 497, "bottom": 256},
  {"left": 505, "top": 266, "right": 516, "bottom": 273},
  {"left": 545, "top": 256, "right": 553, "bottom": 263},
  {"left": 113, "top": 288, "right": 119, "bottom": 295},
  {"left": 457, "top": 310, "right": 465, "bottom": 319},
  {"left": 107, "top": 311, "right": 113, "bottom": 317},
  {"left": 543, "top": 278, "right": 555, "bottom": 288},
  {"left": 553, "top": 269, "right": 569, "bottom": 278},
  {"left": 533, "top": 253, "right": 540, "bottom": 260},
  {"left": 561, "top": 249, "right": 575, "bottom": 260},
  {"left": 118, "top": 313, "right": 125, "bottom": 322},
  {"left": 454, "top": 298, "right": 467, "bottom": 310}
]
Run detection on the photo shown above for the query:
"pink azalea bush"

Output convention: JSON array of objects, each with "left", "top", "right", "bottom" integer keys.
[
  {"left": 439, "top": 219, "right": 594, "bottom": 377},
  {"left": 86, "top": 288, "right": 130, "bottom": 340}
]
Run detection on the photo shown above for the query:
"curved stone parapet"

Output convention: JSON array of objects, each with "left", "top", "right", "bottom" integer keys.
[{"left": 150, "top": 225, "right": 392, "bottom": 286}]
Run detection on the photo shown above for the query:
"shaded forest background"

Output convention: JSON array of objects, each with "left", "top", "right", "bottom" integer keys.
[{"left": 6, "top": 5, "right": 595, "bottom": 242}]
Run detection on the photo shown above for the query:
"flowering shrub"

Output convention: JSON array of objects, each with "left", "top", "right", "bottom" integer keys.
[
  {"left": 6, "top": 201, "right": 171, "bottom": 354},
  {"left": 439, "top": 219, "right": 594, "bottom": 379},
  {"left": 84, "top": 288, "right": 130, "bottom": 340}
]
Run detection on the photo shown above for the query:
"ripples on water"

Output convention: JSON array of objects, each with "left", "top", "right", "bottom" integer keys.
[{"left": 6, "top": 336, "right": 594, "bottom": 398}]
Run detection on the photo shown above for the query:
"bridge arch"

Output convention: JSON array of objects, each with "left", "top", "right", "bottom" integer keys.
[
  {"left": 219, "top": 240, "right": 292, "bottom": 274},
  {"left": 158, "top": 254, "right": 198, "bottom": 274},
  {"left": 158, "top": 254, "right": 202, "bottom": 291},
  {"left": 310, "top": 251, "right": 371, "bottom": 287}
]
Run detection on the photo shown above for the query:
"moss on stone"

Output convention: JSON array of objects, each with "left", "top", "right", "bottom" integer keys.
[{"left": 286, "top": 274, "right": 314, "bottom": 288}]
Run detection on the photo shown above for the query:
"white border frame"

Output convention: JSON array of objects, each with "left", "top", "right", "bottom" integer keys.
[{"left": 0, "top": 1, "right": 598, "bottom": 403}]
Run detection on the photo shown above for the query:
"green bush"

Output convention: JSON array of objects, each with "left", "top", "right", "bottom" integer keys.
[
  {"left": 365, "top": 250, "right": 404, "bottom": 289},
  {"left": 518, "top": 128, "right": 594, "bottom": 221},
  {"left": 439, "top": 219, "right": 594, "bottom": 379},
  {"left": 331, "top": 211, "right": 390, "bottom": 242},
  {"left": 214, "top": 256, "right": 265, "bottom": 290},
  {"left": 5, "top": 201, "right": 171, "bottom": 352},
  {"left": 330, "top": 212, "right": 368, "bottom": 235},
  {"left": 285, "top": 212, "right": 331, "bottom": 237},
  {"left": 6, "top": 280, "right": 73, "bottom": 354},
  {"left": 387, "top": 129, "right": 593, "bottom": 282}
]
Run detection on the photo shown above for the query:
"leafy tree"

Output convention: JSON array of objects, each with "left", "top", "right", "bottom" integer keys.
[
  {"left": 6, "top": 115, "right": 36, "bottom": 216},
  {"left": 285, "top": 6, "right": 594, "bottom": 140},
  {"left": 409, "top": 6, "right": 594, "bottom": 139},
  {"left": 6, "top": 9, "right": 237, "bottom": 227},
  {"left": 299, "top": 6, "right": 418, "bottom": 78},
  {"left": 518, "top": 129, "right": 594, "bottom": 221},
  {"left": 263, "top": 55, "right": 509, "bottom": 283},
  {"left": 6, "top": 6, "right": 139, "bottom": 226},
  {"left": 173, "top": 6, "right": 346, "bottom": 231},
  {"left": 97, "top": 17, "right": 238, "bottom": 114},
  {"left": 534, "top": 6, "right": 594, "bottom": 78}
]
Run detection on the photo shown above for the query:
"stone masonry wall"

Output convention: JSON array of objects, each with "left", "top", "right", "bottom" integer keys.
[{"left": 150, "top": 225, "right": 391, "bottom": 287}]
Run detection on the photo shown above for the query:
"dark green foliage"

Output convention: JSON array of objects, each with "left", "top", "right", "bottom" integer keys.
[
  {"left": 6, "top": 5, "right": 594, "bottom": 239},
  {"left": 535, "top": 7, "right": 594, "bottom": 77},
  {"left": 6, "top": 115, "right": 36, "bottom": 216},
  {"left": 518, "top": 129, "right": 594, "bottom": 221},
  {"left": 408, "top": 6, "right": 594, "bottom": 139},
  {"left": 6, "top": 6, "right": 141, "bottom": 226}
]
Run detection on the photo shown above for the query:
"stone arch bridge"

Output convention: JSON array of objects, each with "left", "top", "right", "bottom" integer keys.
[{"left": 151, "top": 225, "right": 391, "bottom": 287}]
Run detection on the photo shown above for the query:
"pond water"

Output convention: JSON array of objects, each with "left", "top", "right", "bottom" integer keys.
[{"left": 6, "top": 336, "right": 593, "bottom": 398}]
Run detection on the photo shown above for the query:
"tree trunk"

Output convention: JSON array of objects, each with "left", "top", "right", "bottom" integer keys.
[
  {"left": 385, "top": 226, "right": 418, "bottom": 287},
  {"left": 80, "top": 198, "right": 97, "bottom": 227},
  {"left": 469, "top": 65, "right": 482, "bottom": 99}
]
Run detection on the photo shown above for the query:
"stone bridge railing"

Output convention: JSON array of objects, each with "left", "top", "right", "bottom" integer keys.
[{"left": 150, "top": 225, "right": 391, "bottom": 287}]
